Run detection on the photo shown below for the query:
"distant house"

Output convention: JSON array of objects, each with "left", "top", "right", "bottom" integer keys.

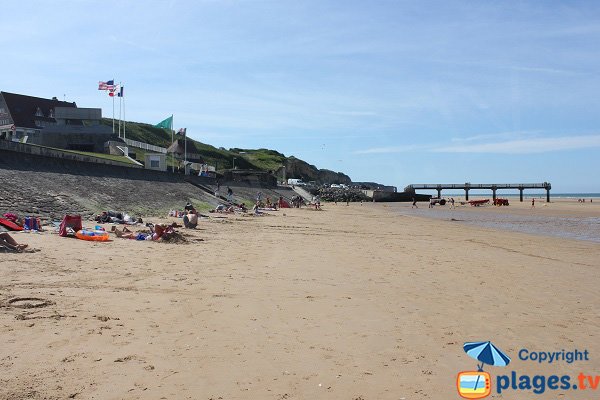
[
  {"left": 145, "top": 153, "right": 167, "bottom": 171},
  {"left": 0, "top": 91, "right": 114, "bottom": 152}
]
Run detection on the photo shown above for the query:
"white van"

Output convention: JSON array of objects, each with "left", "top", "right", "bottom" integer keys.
[{"left": 287, "top": 178, "right": 306, "bottom": 186}]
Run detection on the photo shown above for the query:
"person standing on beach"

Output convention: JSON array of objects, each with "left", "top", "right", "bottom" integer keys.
[
  {"left": 531, "top": 198, "right": 535, "bottom": 208},
  {"left": 227, "top": 186, "right": 233, "bottom": 202},
  {"left": 450, "top": 197, "right": 455, "bottom": 209},
  {"left": 412, "top": 197, "right": 418, "bottom": 208}
]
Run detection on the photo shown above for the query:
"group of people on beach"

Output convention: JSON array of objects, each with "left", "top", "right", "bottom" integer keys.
[{"left": 1, "top": 185, "right": 310, "bottom": 252}]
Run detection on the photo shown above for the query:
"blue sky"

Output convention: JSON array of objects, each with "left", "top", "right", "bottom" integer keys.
[{"left": 2, "top": 1, "right": 600, "bottom": 192}]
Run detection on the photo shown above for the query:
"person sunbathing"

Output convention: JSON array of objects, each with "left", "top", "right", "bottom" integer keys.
[
  {"left": 113, "top": 226, "right": 145, "bottom": 240},
  {"left": 150, "top": 223, "right": 175, "bottom": 240},
  {"left": 210, "top": 204, "right": 235, "bottom": 214},
  {"left": 0, "top": 232, "right": 28, "bottom": 252}
]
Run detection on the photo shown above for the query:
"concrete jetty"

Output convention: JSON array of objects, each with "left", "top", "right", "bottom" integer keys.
[{"left": 404, "top": 182, "right": 552, "bottom": 202}]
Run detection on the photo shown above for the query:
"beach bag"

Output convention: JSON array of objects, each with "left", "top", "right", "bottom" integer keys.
[{"left": 59, "top": 215, "right": 82, "bottom": 237}]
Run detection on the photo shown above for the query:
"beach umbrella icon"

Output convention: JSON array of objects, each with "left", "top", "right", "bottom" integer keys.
[
  {"left": 463, "top": 341, "right": 511, "bottom": 393},
  {"left": 464, "top": 341, "right": 511, "bottom": 371}
]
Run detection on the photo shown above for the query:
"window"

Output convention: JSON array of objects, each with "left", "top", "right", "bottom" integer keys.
[
  {"left": 150, "top": 160, "right": 160, "bottom": 168},
  {"left": 35, "top": 107, "right": 43, "bottom": 117}
]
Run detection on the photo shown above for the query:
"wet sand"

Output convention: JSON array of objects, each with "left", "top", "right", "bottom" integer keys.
[
  {"left": 1, "top": 202, "right": 599, "bottom": 399},
  {"left": 396, "top": 197, "right": 600, "bottom": 242}
]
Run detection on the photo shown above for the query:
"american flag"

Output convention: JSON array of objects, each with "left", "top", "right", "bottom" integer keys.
[{"left": 98, "top": 80, "right": 115, "bottom": 90}]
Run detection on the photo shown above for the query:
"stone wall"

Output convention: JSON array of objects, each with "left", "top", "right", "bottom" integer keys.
[
  {"left": 0, "top": 140, "right": 140, "bottom": 168},
  {"left": 0, "top": 148, "right": 296, "bottom": 220}
]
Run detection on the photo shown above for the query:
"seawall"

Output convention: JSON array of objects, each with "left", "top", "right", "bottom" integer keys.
[{"left": 0, "top": 148, "right": 294, "bottom": 220}]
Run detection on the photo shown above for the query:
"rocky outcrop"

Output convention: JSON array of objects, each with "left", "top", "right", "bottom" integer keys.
[{"left": 279, "top": 157, "right": 351, "bottom": 185}]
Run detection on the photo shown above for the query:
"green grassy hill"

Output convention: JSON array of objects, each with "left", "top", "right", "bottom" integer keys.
[{"left": 102, "top": 118, "right": 351, "bottom": 183}]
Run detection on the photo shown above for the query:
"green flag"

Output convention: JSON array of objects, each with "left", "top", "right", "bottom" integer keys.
[{"left": 154, "top": 115, "right": 173, "bottom": 129}]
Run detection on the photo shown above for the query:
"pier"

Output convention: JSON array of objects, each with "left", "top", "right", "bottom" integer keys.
[{"left": 404, "top": 182, "right": 552, "bottom": 202}]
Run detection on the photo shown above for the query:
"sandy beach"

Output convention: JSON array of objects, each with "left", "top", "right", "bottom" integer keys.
[{"left": 1, "top": 201, "right": 599, "bottom": 399}]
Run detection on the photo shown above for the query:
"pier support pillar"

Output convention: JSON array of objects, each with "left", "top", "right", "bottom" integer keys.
[
  {"left": 492, "top": 188, "right": 497, "bottom": 201},
  {"left": 546, "top": 189, "right": 550, "bottom": 203},
  {"left": 437, "top": 188, "right": 442, "bottom": 199},
  {"left": 519, "top": 188, "right": 524, "bottom": 202},
  {"left": 465, "top": 189, "right": 469, "bottom": 201}
]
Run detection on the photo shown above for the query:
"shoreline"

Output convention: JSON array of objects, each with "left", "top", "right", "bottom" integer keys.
[{"left": 387, "top": 198, "right": 600, "bottom": 243}]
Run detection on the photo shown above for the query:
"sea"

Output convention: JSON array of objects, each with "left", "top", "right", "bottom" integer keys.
[{"left": 397, "top": 193, "right": 600, "bottom": 243}]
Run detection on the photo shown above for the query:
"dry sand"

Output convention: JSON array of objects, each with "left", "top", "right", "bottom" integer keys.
[{"left": 1, "top": 201, "right": 599, "bottom": 399}]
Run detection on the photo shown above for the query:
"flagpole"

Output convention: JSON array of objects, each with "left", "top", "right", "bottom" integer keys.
[
  {"left": 184, "top": 129, "right": 187, "bottom": 166},
  {"left": 171, "top": 114, "right": 174, "bottom": 173},
  {"left": 112, "top": 78, "right": 115, "bottom": 134},
  {"left": 118, "top": 82, "right": 122, "bottom": 138},
  {"left": 117, "top": 82, "right": 123, "bottom": 137},
  {"left": 123, "top": 90, "right": 126, "bottom": 142}
]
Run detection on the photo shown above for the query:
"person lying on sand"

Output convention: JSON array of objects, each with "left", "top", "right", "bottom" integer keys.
[
  {"left": 112, "top": 227, "right": 149, "bottom": 240},
  {"left": 209, "top": 205, "right": 235, "bottom": 214},
  {"left": 113, "top": 223, "right": 177, "bottom": 241},
  {"left": 0, "top": 232, "right": 28, "bottom": 252},
  {"left": 150, "top": 223, "right": 175, "bottom": 241}
]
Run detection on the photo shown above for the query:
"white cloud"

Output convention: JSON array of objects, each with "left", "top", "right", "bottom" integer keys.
[
  {"left": 354, "top": 144, "right": 425, "bottom": 154},
  {"left": 432, "top": 135, "right": 600, "bottom": 154},
  {"left": 450, "top": 131, "right": 541, "bottom": 143},
  {"left": 354, "top": 134, "right": 600, "bottom": 155}
]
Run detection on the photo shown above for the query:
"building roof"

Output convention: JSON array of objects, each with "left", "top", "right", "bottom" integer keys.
[{"left": 1, "top": 91, "right": 77, "bottom": 128}]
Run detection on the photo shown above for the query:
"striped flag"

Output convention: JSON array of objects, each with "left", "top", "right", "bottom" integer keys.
[{"left": 98, "top": 80, "right": 115, "bottom": 90}]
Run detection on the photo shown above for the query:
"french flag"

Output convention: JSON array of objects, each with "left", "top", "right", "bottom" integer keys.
[{"left": 108, "top": 85, "right": 121, "bottom": 97}]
